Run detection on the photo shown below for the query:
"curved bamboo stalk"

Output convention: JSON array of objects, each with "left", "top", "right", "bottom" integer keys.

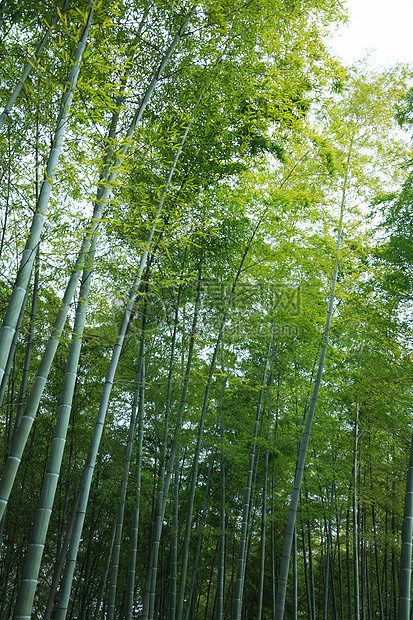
[
  {"left": 91, "top": 519, "right": 116, "bottom": 620},
  {"left": 53, "top": 12, "right": 195, "bottom": 619},
  {"left": 0, "top": 4, "right": 182, "bottom": 524},
  {"left": 0, "top": 4, "right": 93, "bottom": 388},
  {"left": 106, "top": 339, "right": 145, "bottom": 620},
  {"left": 13, "top": 245, "right": 95, "bottom": 619}
]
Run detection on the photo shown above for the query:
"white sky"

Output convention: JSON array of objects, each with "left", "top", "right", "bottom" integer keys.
[{"left": 329, "top": 0, "right": 413, "bottom": 67}]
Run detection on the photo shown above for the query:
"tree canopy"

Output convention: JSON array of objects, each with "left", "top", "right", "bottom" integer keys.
[{"left": 1, "top": 2, "right": 413, "bottom": 620}]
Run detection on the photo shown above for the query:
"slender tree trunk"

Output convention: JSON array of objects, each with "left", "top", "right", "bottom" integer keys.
[
  {"left": 361, "top": 509, "right": 366, "bottom": 620},
  {"left": 57, "top": 383, "right": 77, "bottom": 560},
  {"left": 323, "top": 518, "right": 331, "bottom": 620},
  {"left": 0, "top": 445, "right": 35, "bottom": 618},
  {"left": 107, "top": 337, "right": 145, "bottom": 620},
  {"left": 385, "top": 508, "right": 389, "bottom": 620},
  {"left": 337, "top": 518, "right": 344, "bottom": 620},
  {"left": 167, "top": 451, "right": 180, "bottom": 620},
  {"left": 392, "top": 497, "right": 398, "bottom": 619},
  {"left": 124, "top": 345, "right": 145, "bottom": 620},
  {"left": 346, "top": 503, "right": 353, "bottom": 620},
  {"left": 324, "top": 474, "right": 336, "bottom": 620},
  {"left": 373, "top": 502, "right": 384, "bottom": 620},
  {"left": 398, "top": 427, "right": 413, "bottom": 620},
  {"left": 43, "top": 491, "right": 80, "bottom": 620},
  {"left": 160, "top": 272, "right": 186, "bottom": 620},
  {"left": 205, "top": 540, "right": 219, "bottom": 620},
  {"left": 271, "top": 491, "right": 276, "bottom": 620},
  {"left": 0, "top": 285, "right": 29, "bottom": 414},
  {"left": 0, "top": 121, "right": 11, "bottom": 261},
  {"left": 308, "top": 520, "right": 317, "bottom": 620},
  {"left": 274, "top": 131, "right": 352, "bottom": 620},
  {"left": 366, "top": 545, "right": 372, "bottom": 620},
  {"left": 256, "top": 386, "right": 272, "bottom": 620},
  {"left": 216, "top": 367, "right": 226, "bottom": 620},
  {"left": 293, "top": 528, "right": 298, "bottom": 620},
  {"left": 107, "top": 356, "right": 145, "bottom": 619},
  {"left": 142, "top": 267, "right": 202, "bottom": 619},
  {"left": 92, "top": 521, "right": 116, "bottom": 620},
  {"left": 0, "top": 4, "right": 93, "bottom": 391},
  {"left": 302, "top": 518, "right": 313, "bottom": 620},
  {"left": 354, "top": 404, "right": 360, "bottom": 620},
  {"left": 14, "top": 246, "right": 40, "bottom": 426},
  {"left": 184, "top": 453, "right": 215, "bottom": 620},
  {"left": 274, "top": 234, "right": 342, "bottom": 618},
  {"left": 232, "top": 341, "right": 274, "bottom": 620},
  {"left": 330, "top": 550, "right": 338, "bottom": 620},
  {"left": 79, "top": 482, "right": 98, "bottom": 620}
]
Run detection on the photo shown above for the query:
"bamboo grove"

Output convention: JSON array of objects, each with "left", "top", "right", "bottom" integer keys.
[{"left": 2, "top": 1, "right": 413, "bottom": 619}]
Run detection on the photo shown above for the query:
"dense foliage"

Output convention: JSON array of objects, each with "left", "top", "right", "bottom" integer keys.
[{"left": 1, "top": 2, "right": 413, "bottom": 619}]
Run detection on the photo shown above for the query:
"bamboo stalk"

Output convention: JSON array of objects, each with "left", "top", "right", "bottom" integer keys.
[{"left": 0, "top": 3, "right": 93, "bottom": 390}]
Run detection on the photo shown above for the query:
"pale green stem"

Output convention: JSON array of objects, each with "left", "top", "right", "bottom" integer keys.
[
  {"left": 13, "top": 238, "right": 95, "bottom": 619},
  {"left": 233, "top": 338, "right": 273, "bottom": 620},
  {"left": 0, "top": 4, "right": 93, "bottom": 387},
  {"left": 107, "top": 342, "right": 145, "bottom": 620},
  {"left": 92, "top": 520, "right": 116, "bottom": 620},
  {"left": 124, "top": 350, "right": 145, "bottom": 620},
  {"left": 274, "top": 230, "right": 342, "bottom": 619},
  {"left": 53, "top": 12, "right": 195, "bottom": 618},
  {"left": 353, "top": 404, "right": 360, "bottom": 620},
  {"left": 398, "top": 427, "right": 413, "bottom": 620},
  {"left": 0, "top": 286, "right": 29, "bottom": 412},
  {"left": 43, "top": 490, "right": 80, "bottom": 620},
  {"left": 0, "top": 2, "right": 178, "bottom": 522},
  {"left": 256, "top": 389, "right": 272, "bottom": 620},
  {"left": 141, "top": 271, "right": 202, "bottom": 620},
  {"left": 216, "top": 370, "right": 226, "bottom": 620},
  {"left": 274, "top": 132, "right": 352, "bottom": 620},
  {"left": 167, "top": 451, "right": 180, "bottom": 620},
  {"left": 15, "top": 246, "right": 40, "bottom": 426}
]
